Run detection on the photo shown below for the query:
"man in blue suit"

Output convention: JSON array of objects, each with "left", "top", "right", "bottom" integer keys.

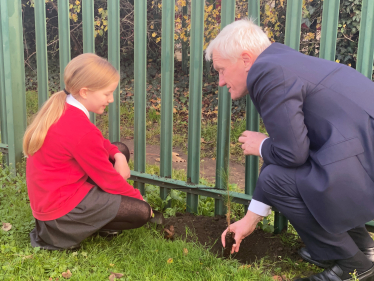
[{"left": 206, "top": 19, "right": 374, "bottom": 280}]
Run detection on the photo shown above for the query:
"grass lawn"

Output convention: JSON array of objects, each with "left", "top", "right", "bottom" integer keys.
[{"left": 0, "top": 164, "right": 274, "bottom": 281}]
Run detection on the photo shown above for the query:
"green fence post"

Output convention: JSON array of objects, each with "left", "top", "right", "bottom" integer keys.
[
  {"left": 215, "top": 0, "right": 235, "bottom": 216},
  {"left": 134, "top": 0, "right": 147, "bottom": 195},
  {"left": 83, "top": 0, "right": 96, "bottom": 124},
  {"left": 108, "top": 0, "right": 120, "bottom": 142},
  {"left": 58, "top": 0, "right": 71, "bottom": 89},
  {"left": 6, "top": 0, "right": 27, "bottom": 169},
  {"left": 204, "top": 0, "right": 214, "bottom": 75},
  {"left": 182, "top": 4, "right": 188, "bottom": 73},
  {"left": 284, "top": 0, "right": 302, "bottom": 51},
  {"left": 274, "top": 212, "right": 288, "bottom": 233},
  {"left": 160, "top": 0, "right": 175, "bottom": 202},
  {"left": 356, "top": 0, "right": 374, "bottom": 80},
  {"left": 0, "top": 0, "right": 16, "bottom": 169},
  {"left": 319, "top": 0, "right": 340, "bottom": 61},
  {"left": 34, "top": 0, "right": 49, "bottom": 108},
  {"left": 245, "top": 0, "right": 260, "bottom": 212},
  {"left": 186, "top": 0, "right": 205, "bottom": 214}
]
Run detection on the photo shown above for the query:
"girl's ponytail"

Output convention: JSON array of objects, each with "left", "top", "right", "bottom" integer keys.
[{"left": 23, "top": 91, "right": 67, "bottom": 156}]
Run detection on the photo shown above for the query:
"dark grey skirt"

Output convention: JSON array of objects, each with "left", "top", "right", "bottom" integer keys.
[{"left": 30, "top": 186, "right": 121, "bottom": 250}]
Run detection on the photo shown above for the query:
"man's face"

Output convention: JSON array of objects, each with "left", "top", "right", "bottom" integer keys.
[{"left": 212, "top": 50, "right": 250, "bottom": 100}]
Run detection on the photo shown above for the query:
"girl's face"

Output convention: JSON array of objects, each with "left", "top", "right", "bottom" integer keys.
[{"left": 78, "top": 81, "right": 119, "bottom": 114}]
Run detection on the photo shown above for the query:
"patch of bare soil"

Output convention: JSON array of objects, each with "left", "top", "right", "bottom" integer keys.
[{"left": 163, "top": 212, "right": 304, "bottom": 265}]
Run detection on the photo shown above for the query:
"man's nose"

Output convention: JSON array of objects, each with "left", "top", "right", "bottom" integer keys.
[{"left": 218, "top": 74, "right": 226, "bottom": 87}]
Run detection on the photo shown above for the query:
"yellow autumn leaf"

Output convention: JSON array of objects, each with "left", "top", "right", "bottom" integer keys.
[
  {"left": 152, "top": 32, "right": 157, "bottom": 37},
  {"left": 62, "top": 269, "right": 72, "bottom": 279},
  {"left": 156, "top": 37, "right": 161, "bottom": 43},
  {"left": 72, "top": 13, "right": 78, "bottom": 22},
  {"left": 75, "top": 1, "right": 80, "bottom": 5},
  {"left": 69, "top": 4, "right": 73, "bottom": 9},
  {"left": 98, "top": 8, "right": 103, "bottom": 13},
  {"left": 335, "top": 59, "right": 340, "bottom": 63},
  {"left": 237, "top": 13, "right": 241, "bottom": 19},
  {"left": 150, "top": 24, "right": 154, "bottom": 29},
  {"left": 174, "top": 34, "right": 178, "bottom": 40},
  {"left": 96, "top": 21, "right": 101, "bottom": 26},
  {"left": 2, "top": 223, "right": 12, "bottom": 232},
  {"left": 158, "top": 3, "right": 162, "bottom": 9},
  {"left": 167, "top": 258, "right": 173, "bottom": 264}
]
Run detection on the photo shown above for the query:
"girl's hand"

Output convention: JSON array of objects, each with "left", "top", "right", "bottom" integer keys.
[{"left": 113, "top": 153, "right": 131, "bottom": 180}]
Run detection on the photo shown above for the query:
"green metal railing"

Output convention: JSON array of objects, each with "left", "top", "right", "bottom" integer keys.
[
  {"left": 1, "top": 0, "right": 374, "bottom": 231},
  {"left": 0, "top": 0, "right": 26, "bottom": 169},
  {"left": 160, "top": 0, "right": 175, "bottom": 202}
]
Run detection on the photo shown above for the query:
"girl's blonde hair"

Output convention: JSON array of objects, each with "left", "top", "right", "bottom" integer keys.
[{"left": 23, "top": 53, "right": 120, "bottom": 156}]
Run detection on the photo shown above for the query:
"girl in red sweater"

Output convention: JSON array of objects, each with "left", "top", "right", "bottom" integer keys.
[{"left": 23, "top": 53, "right": 152, "bottom": 250}]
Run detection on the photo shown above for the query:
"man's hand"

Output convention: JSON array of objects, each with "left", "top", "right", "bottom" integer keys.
[
  {"left": 113, "top": 153, "right": 131, "bottom": 180},
  {"left": 221, "top": 210, "right": 263, "bottom": 254},
  {"left": 238, "top": 131, "right": 268, "bottom": 156}
]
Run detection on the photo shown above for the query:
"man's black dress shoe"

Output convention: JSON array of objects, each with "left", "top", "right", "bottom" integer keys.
[
  {"left": 294, "top": 264, "right": 374, "bottom": 281},
  {"left": 298, "top": 248, "right": 334, "bottom": 268},
  {"left": 299, "top": 247, "right": 374, "bottom": 268}
]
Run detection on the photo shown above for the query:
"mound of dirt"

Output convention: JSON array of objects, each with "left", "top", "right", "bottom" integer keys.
[{"left": 163, "top": 212, "right": 304, "bottom": 265}]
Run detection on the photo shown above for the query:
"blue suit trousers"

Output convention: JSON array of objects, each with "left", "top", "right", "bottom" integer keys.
[{"left": 254, "top": 164, "right": 374, "bottom": 261}]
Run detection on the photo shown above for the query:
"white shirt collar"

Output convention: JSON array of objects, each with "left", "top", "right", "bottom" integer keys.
[{"left": 66, "top": 94, "right": 90, "bottom": 119}]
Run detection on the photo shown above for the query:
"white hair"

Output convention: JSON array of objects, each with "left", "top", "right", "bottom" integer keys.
[{"left": 205, "top": 18, "right": 271, "bottom": 62}]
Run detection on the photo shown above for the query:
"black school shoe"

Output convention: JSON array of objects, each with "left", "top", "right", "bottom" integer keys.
[
  {"left": 294, "top": 264, "right": 374, "bottom": 281},
  {"left": 97, "top": 229, "right": 122, "bottom": 237},
  {"left": 299, "top": 247, "right": 374, "bottom": 268}
]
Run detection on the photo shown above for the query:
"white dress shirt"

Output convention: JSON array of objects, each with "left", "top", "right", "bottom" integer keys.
[
  {"left": 248, "top": 137, "right": 272, "bottom": 217},
  {"left": 66, "top": 94, "right": 90, "bottom": 119}
]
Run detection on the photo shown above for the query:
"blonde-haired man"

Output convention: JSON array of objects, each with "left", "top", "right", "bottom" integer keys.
[{"left": 206, "top": 19, "right": 374, "bottom": 281}]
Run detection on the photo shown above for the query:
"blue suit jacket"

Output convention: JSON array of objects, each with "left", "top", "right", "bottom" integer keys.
[{"left": 247, "top": 43, "right": 374, "bottom": 234}]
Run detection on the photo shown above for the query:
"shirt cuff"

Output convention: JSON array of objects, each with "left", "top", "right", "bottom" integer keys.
[
  {"left": 248, "top": 199, "right": 272, "bottom": 217},
  {"left": 259, "top": 137, "right": 269, "bottom": 158}
]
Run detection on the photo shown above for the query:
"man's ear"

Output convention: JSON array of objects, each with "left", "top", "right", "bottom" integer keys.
[
  {"left": 78, "top": 88, "right": 89, "bottom": 100},
  {"left": 241, "top": 51, "right": 254, "bottom": 71}
]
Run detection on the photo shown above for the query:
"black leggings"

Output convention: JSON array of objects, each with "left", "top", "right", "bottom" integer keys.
[
  {"left": 91, "top": 142, "right": 151, "bottom": 231},
  {"left": 103, "top": 195, "right": 151, "bottom": 230}
]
